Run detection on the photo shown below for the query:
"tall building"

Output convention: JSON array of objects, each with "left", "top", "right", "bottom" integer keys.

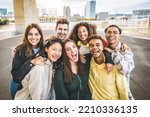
[
  {"left": 85, "top": 0, "right": 96, "bottom": 18},
  {"left": 63, "top": 6, "right": 70, "bottom": 19},
  {"left": 0, "top": 8, "right": 7, "bottom": 16},
  {"left": 7, "top": 11, "right": 14, "bottom": 17},
  {"left": 41, "top": 8, "right": 47, "bottom": 16}
]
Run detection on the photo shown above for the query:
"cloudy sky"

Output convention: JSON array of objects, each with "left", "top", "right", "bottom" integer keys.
[{"left": 0, "top": 0, "right": 150, "bottom": 16}]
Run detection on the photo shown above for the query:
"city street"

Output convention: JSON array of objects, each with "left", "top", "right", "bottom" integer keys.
[{"left": 0, "top": 29, "right": 150, "bottom": 100}]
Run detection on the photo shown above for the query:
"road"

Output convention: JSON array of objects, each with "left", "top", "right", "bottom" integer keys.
[{"left": 0, "top": 29, "right": 150, "bottom": 100}]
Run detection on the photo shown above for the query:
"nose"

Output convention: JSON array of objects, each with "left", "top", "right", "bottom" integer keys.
[
  {"left": 32, "top": 34, "right": 36, "bottom": 39},
  {"left": 61, "top": 30, "right": 65, "bottom": 33},
  {"left": 81, "top": 31, "right": 84, "bottom": 35},
  {"left": 92, "top": 45, "right": 97, "bottom": 50},
  {"left": 71, "top": 49, "right": 76, "bottom": 54}
]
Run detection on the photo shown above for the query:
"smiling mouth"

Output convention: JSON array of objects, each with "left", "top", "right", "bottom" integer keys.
[
  {"left": 72, "top": 54, "right": 77, "bottom": 59},
  {"left": 91, "top": 50, "right": 100, "bottom": 55},
  {"left": 52, "top": 55, "right": 59, "bottom": 60},
  {"left": 80, "top": 35, "right": 86, "bottom": 39},
  {"left": 108, "top": 36, "right": 115, "bottom": 41}
]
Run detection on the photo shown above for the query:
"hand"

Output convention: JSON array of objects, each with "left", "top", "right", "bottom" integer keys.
[
  {"left": 106, "top": 63, "right": 113, "bottom": 74},
  {"left": 31, "top": 56, "right": 46, "bottom": 66},
  {"left": 80, "top": 54, "right": 86, "bottom": 64},
  {"left": 120, "top": 43, "right": 129, "bottom": 52},
  {"left": 11, "top": 47, "right": 16, "bottom": 57}
]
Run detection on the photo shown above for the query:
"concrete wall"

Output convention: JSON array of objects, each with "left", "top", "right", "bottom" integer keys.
[{"left": 13, "top": 0, "right": 39, "bottom": 33}]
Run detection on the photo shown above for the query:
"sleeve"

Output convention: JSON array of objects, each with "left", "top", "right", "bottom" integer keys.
[
  {"left": 11, "top": 49, "right": 34, "bottom": 83},
  {"left": 115, "top": 68, "right": 128, "bottom": 100},
  {"left": 103, "top": 49, "right": 114, "bottom": 65},
  {"left": 54, "top": 69, "right": 69, "bottom": 100},
  {"left": 28, "top": 66, "right": 45, "bottom": 100},
  {"left": 111, "top": 48, "right": 135, "bottom": 76},
  {"left": 84, "top": 53, "right": 92, "bottom": 72}
]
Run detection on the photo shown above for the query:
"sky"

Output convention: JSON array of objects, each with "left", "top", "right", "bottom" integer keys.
[{"left": 0, "top": 0, "right": 150, "bottom": 16}]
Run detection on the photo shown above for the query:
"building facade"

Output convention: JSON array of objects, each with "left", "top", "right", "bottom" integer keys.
[
  {"left": 63, "top": 6, "right": 70, "bottom": 19},
  {"left": 85, "top": 0, "right": 96, "bottom": 18}
]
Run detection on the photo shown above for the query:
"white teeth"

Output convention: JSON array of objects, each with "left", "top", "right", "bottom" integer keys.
[
  {"left": 72, "top": 54, "right": 77, "bottom": 60},
  {"left": 109, "top": 36, "right": 114, "bottom": 40}
]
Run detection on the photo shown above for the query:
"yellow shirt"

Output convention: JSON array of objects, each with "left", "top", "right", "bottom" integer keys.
[{"left": 89, "top": 57, "right": 128, "bottom": 100}]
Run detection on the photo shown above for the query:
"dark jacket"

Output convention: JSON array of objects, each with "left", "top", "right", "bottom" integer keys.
[
  {"left": 54, "top": 67, "right": 91, "bottom": 100},
  {"left": 11, "top": 46, "right": 38, "bottom": 90}
]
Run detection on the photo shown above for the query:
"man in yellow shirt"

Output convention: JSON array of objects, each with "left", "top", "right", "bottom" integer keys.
[{"left": 88, "top": 34, "right": 128, "bottom": 100}]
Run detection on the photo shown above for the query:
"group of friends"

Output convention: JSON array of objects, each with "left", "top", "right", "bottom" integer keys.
[{"left": 10, "top": 18, "right": 135, "bottom": 100}]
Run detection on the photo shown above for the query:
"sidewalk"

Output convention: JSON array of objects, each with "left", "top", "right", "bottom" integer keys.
[{"left": 123, "top": 31, "right": 150, "bottom": 40}]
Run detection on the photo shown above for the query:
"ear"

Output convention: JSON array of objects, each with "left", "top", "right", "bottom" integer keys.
[{"left": 45, "top": 47, "right": 48, "bottom": 52}]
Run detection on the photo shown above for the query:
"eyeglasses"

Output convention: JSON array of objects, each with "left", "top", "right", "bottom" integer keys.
[{"left": 106, "top": 31, "right": 119, "bottom": 35}]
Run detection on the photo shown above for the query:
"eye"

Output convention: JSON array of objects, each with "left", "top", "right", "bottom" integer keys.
[
  {"left": 35, "top": 33, "right": 40, "bottom": 36},
  {"left": 107, "top": 31, "right": 111, "bottom": 34},
  {"left": 89, "top": 44, "right": 94, "bottom": 48},
  {"left": 96, "top": 43, "right": 101, "bottom": 47},
  {"left": 28, "top": 33, "right": 33, "bottom": 36},
  {"left": 113, "top": 31, "right": 119, "bottom": 34},
  {"left": 66, "top": 48, "right": 70, "bottom": 51},
  {"left": 52, "top": 48, "right": 56, "bottom": 51},
  {"left": 72, "top": 45, "right": 76, "bottom": 48}
]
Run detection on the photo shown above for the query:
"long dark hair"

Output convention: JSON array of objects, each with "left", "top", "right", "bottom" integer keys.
[
  {"left": 16, "top": 23, "right": 44, "bottom": 58},
  {"left": 63, "top": 39, "right": 85, "bottom": 83}
]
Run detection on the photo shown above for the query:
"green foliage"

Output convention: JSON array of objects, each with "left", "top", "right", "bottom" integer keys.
[{"left": 0, "top": 18, "right": 9, "bottom": 25}]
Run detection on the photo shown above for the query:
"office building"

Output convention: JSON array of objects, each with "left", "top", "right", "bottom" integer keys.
[
  {"left": 85, "top": 0, "right": 96, "bottom": 18},
  {"left": 63, "top": 5, "right": 70, "bottom": 19}
]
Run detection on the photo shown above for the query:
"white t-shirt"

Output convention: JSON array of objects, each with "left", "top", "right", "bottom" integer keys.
[{"left": 79, "top": 44, "right": 89, "bottom": 54}]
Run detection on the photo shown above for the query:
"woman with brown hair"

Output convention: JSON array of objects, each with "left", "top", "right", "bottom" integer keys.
[
  {"left": 54, "top": 39, "right": 91, "bottom": 100},
  {"left": 10, "top": 23, "right": 45, "bottom": 99},
  {"left": 68, "top": 22, "right": 97, "bottom": 54}
]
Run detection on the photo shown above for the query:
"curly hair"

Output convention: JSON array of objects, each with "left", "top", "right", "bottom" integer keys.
[{"left": 68, "top": 22, "right": 97, "bottom": 44}]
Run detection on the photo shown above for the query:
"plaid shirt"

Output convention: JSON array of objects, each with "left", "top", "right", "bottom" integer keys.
[
  {"left": 111, "top": 42, "right": 135, "bottom": 82},
  {"left": 111, "top": 42, "right": 135, "bottom": 100}
]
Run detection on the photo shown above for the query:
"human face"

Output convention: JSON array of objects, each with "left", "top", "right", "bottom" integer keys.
[
  {"left": 27, "top": 27, "right": 41, "bottom": 48},
  {"left": 65, "top": 42, "right": 78, "bottom": 63},
  {"left": 56, "top": 24, "right": 69, "bottom": 40},
  {"left": 77, "top": 26, "right": 88, "bottom": 42},
  {"left": 89, "top": 39, "right": 103, "bottom": 58},
  {"left": 105, "top": 27, "right": 120, "bottom": 45},
  {"left": 45, "top": 43, "right": 62, "bottom": 62}
]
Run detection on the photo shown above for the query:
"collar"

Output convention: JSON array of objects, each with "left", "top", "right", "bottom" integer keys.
[
  {"left": 115, "top": 41, "right": 121, "bottom": 51},
  {"left": 90, "top": 57, "right": 105, "bottom": 69},
  {"left": 46, "top": 59, "right": 53, "bottom": 65}
]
